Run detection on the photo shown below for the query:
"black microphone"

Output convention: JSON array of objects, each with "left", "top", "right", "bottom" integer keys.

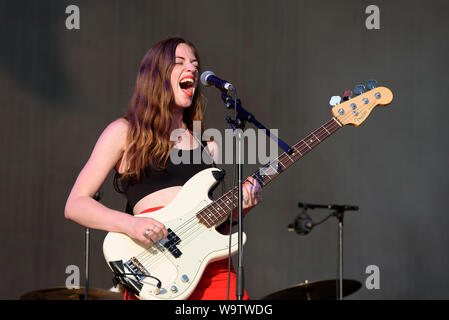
[
  {"left": 288, "top": 213, "right": 313, "bottom": 235},
  {"left": 200, "top": 71, "right": 234, "bottom": 91},
  {"left": 298, "top": 202, "right": 359, "bottom": 211}
]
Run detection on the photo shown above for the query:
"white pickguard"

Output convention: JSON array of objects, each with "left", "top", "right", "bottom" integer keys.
[{"left": 103, "top": 168, "right": 246, "bottom": 300}]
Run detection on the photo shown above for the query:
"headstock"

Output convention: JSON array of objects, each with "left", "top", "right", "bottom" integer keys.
[{"left": 331, "top": 80, "right": 393, "bottom": 127}]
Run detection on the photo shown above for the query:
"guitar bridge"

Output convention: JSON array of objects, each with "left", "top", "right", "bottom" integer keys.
[
  {"left": 124, "top": 257, "right": 150, "bottom": 281},
  {"left": 109, "top": 260, "right": 143, "bottom": 296}
]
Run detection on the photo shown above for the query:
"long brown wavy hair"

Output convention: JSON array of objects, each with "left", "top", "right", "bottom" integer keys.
[{"left": 119, "top": 37, "right": 206, "bottom": 182}]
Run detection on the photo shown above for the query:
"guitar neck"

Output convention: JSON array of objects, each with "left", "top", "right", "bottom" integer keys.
[
  {"left": 197, "top": 117, "right": 343, "bottom": 228},
  {"left": 251, "top": 117, "right": 342, "bottom": 188}
]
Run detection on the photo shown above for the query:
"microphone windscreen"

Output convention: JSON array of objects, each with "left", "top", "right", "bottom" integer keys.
[{"left": 200, "top": 71, "right": 215, "bottom": 86}]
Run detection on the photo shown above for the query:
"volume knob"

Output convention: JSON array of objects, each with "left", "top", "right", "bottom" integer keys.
[{"left": 181, "top": 275, "right": 189, "bottom": 283}]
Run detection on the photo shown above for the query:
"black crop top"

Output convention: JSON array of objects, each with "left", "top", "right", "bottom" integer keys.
[{"left": 114, "top": 142, "right": 214, "bottom": 215}]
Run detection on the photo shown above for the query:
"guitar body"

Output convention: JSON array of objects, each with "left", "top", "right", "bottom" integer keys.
[{"left": 103, "top": 168, "right": 246, "bottom": 300}]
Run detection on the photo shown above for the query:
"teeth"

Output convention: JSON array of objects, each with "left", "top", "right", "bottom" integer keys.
[{"left": 180, "top": 78, "right": 194, "bottom": 84}]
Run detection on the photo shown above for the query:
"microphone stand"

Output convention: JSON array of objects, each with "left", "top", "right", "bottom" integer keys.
[
  {"left": 221, "top": 92, "right": 292, "bottom": 300},
  {"left": 223, "top": 92, "right": 245, "bottom": 301},
  {"left": 84, "top": 190, "right": 102, "bottom": 300}
]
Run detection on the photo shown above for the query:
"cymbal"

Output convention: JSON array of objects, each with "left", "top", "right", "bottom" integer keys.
[
  {"left": 20, "top": 287, "right": 123, "bottom": 300},
  {"left": 262, "top": 279, "right": 362, "bottom": 300}
]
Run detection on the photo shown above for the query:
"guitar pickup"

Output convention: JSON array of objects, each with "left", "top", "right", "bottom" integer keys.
[{"left": 157, "top": 228, "right": 182, "bottom": 258}]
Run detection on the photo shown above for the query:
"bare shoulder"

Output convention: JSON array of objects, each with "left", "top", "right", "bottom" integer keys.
[
  {"left": 106, "top": 118, "right": 130, "bottom": 136},
  {"left": 68, "top": 118, "right": 131, "bottom": 199},
  {"left": 100, "top": 118, "right": 130, "bottom": 148}
]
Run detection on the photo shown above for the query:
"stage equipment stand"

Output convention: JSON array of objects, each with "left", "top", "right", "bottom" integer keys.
[
  {"left": 84, "top": 190, "right": 102, "bottom": 300},
  {"left": 221, "top": 91, "right": 292, "bottom": 300}
]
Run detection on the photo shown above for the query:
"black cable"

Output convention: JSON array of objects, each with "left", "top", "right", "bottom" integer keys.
[
  {"left": 311, "top": 212, "right": 335, "bottom": 228},
  {"left": 113, "top": 272, "right": 162, "bottom": 289}
]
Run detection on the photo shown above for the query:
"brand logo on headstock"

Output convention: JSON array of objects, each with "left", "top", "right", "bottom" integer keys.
[{"left": 354, "top": 110, "right": 368, "bottom": 123}]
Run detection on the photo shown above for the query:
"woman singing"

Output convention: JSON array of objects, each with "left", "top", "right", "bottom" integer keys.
[{"left": 64, "top": 37, "right": 262, "bottom": 300}]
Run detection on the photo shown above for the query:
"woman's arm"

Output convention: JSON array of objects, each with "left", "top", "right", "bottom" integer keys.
[
  {"left": 64, "top": 118, "right": 167, "bottom": 244},
  {"left": 65, "top": 119, "right": 130, "bottom": 231}
]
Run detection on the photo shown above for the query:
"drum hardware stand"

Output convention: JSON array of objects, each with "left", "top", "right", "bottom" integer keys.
[
  {"left": 303, "top": 280, "right": 311, "bottom": 300},
  {"left": 290, "top": 202, "right": 359, "bottom": 300},
  {"left": 221, "top": 92, "right": 292, "bottom": 300},
  {"left": 326, "top": 206, "right": 359, "bottom": 300},
  {"left": 83, "top": 190, "right": 103, "bottom": 300},
  {"left": 84, "top": 226, "right": 89, "bottom": 300},
  {"left": 335, "top": 208, "right": 345, "bottom": 300}
]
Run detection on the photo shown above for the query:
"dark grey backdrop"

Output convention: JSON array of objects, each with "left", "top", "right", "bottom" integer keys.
[{"left": 1, "top": 0, "right": 448, "bottom": 300}]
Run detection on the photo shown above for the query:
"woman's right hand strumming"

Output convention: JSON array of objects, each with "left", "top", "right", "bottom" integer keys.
[{"left": 125, "top": 216, "right": 168, "bottom": 245}]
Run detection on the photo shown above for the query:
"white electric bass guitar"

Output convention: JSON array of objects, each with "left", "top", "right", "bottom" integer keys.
[{"left": 103, "top": 84, "right": 393, "bottom": 300}]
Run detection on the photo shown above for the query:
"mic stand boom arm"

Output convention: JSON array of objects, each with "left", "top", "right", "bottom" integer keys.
[{"left": 221, "top": 93, "right": 293, "bottom": 153}]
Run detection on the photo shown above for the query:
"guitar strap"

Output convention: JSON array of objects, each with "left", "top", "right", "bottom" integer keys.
[{"left": 192, "top": 134, "right": 217, "bottom": 168}]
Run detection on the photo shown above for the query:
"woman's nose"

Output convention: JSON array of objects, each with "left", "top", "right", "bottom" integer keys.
[{"left": 185, "top": 62, "right": 198, "bottom": 72}]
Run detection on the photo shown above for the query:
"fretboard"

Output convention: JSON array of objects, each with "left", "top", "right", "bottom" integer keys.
[{"left": 197, "top": 117, "right": 342, "bottom": 228}]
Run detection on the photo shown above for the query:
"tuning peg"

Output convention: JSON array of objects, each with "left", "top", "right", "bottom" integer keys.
[
  {"left": 366, "top": 79, "right": 378, "bottom": 90},
  {"left": 353, "top": 84, "right": 366, "bottom": 96},
  {"left": 342, "top": 90, "right": 352, "bottom": 101},
  {"left": 329, "top": 95, "right": 342, "bottom": 106}
]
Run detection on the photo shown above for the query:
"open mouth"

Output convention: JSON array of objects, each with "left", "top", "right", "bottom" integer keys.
[{"left": 179, "top": 75, "right": 195, "bottom": 98}]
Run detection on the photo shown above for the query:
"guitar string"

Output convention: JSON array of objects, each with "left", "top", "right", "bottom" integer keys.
[
  {"left": 133, "top": 120, "right": 342, "bottom": 269},
  {"left": 132, "top": 120, "right": 342, "bottom": 267},
  {"left": 128, "top": 98, "right": 379, "bottom": 286},
  {"left": 137, "top": 116, "right": 341, "bottom": 260},
  {"left": 145, "top": 98, "right": 366, "bottom": 247},
  {"left": 134, "top": 119, "right": 342, "bottom": 268},
  {"left": 141, "top": 223, "right": 207, "bottom": 269},
  {"left": 136, "top": 122, "right": 341, "bottom": 270},
  {"left": 135, "top": 130, "right": 344, "bottom": 276},
  {"left": 135, "top": 98, "right": 369, "bottom": 263},
  {"left": 136, "top": 197, "right": 235, "bottom": 266},
  {"left": 136, "top": 116, "right": 343, "bottom": 268},
  {"left": 154, "top": 106, "right": 368, "bottom": 260},
  {"left": 133, "top": 186, "right": 239, "bottom": 263},
  {"left": 119, "top": 104, "right": 371, "bottom": 285}
]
